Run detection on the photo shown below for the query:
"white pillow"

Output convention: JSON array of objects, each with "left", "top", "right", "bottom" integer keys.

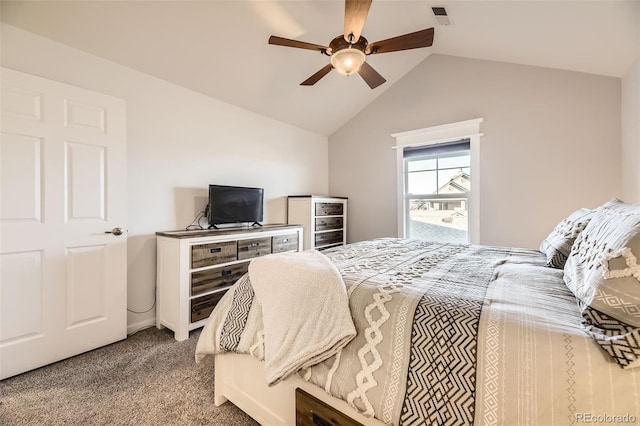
[
  {"left": 564, "top": 199, "right": 640, "bottom": 368},
  {"left": 539, "top": 208, "right": 594, "bottom": 268}
]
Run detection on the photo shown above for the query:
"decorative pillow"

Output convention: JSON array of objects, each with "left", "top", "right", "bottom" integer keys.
[
  {"left": 539, "top": 208, "right": 594, "bottom": 268},
  {"left": 563, "top": 199, "right": 640, "bottom": 368}
]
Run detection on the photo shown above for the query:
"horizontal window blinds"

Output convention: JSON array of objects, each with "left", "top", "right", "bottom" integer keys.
[{"left": 403, "top": 139, "right": 470, "bottom": 159}]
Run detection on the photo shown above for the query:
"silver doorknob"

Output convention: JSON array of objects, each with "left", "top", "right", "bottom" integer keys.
[{"left": 105, "top": 227, "right": 124, "bottom": 236}]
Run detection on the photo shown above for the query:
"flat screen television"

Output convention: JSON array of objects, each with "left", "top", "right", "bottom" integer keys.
[{"left": 207, "top": 184, "right": 264, "bottom": 228}]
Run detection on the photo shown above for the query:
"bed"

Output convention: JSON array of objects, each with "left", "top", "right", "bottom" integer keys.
[{"left": 196, "top": 199, "right": 640, "bottom": 426}]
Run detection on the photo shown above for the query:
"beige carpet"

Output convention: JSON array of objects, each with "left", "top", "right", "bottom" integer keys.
[{"left": 0, "top": 327, "right": 259, "bottom": 426}]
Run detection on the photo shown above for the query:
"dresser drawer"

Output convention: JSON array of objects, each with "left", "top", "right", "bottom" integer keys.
[
  {"left": 272, "top": 233, "right": 299, "bottom": 254},
  {"left": 190, "top": 291, "right": 227, "bottom": 323},
  {"left": 191, "top": 262, "right": 249, "bottom": 296},
  {"left": 315, "top": 216, "right": 343, "bottom": 232},
  {"left": 315, "top": 230, "right": 343, "bottom": 247},
  {"left": 295, "top": 388, "right": 363, "bottom": 426},
  {"left": 315, "top": 202, "right": 344, "bottom": 216},
  {"left": 191, "top": 241, "right": 237, "bottom": 268},
  {"left": 238, "top": 237, "right": 272, "bottom": 260}
]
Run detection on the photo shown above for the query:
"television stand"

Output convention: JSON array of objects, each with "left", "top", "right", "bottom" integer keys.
[
  {"left": 155, "top": 224, "right": 303, "bottom": 341},
  {"left": 251, "top": 222, "right": 262, "bottom": 227}
]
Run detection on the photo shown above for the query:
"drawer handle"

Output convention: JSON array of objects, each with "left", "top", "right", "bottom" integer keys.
[
  {"left": 221, "top": 270, "right": 232, "bottom": 277},
  {"left": 251, "top": 242, "right": 260, "bottom": 247},
  {"left": 209, "top": 248, "right": 222, "bottom": 254},
  {"left": 282, "top": 238, "right": 289, "bottom": 242},
  {"left": 312, "top": 413, "right": 332, "bottom": 426}
]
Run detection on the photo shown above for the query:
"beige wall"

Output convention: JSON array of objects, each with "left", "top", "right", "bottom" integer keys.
[
  {"left": 329, "top": 54, "right": 621, "bottom": 249},
  {"left": 621, "top": 9, "right": 640, "bottom": 204},
  {"left": 622, "top": 56, "right": 640, "bottom": 203},
  {"left": 1, "top": 24, "right": 329, "bottom": 332}
]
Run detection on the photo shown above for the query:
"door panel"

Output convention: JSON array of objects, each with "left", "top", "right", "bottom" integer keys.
[
  {"left": 65, "top": 141, "right": 106, "bottom": 221},
  {"left": 0, "top": 68, "right": 127, "bottom": 379},
  {"left": 64, "top": 99, "right": 106, "bottom": 133},
  {"left": 1, "top": 84, "right": 43, "bottom": 122},
  {"left": 66, "top": 244, "right": 107, "bottom": 328},
  {"left": 0, "top": 133, "right": 42, "bottom": 221},
  {"left": 0, "top": 250, "right": 44, "bottom": 343}
]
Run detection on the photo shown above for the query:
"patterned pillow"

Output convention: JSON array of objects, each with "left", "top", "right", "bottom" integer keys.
[
  {"left": 563, "top": 199, "right": 640, "bottom": 368},
  {"left": 539, "top": 208, "right": 594, "bottom": 268}
]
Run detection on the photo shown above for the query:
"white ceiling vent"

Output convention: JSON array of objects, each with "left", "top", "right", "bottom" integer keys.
[{"left": 432, "top": 7, "right": 452, "bottom": 26}]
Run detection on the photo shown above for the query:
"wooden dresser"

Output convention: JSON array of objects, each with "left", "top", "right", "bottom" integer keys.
[
  {"left": 155, "top": 224, "right": 303, "bottom": 341},
  {"left": 287, "top": 196, "right": 348, "bottom": 250}
]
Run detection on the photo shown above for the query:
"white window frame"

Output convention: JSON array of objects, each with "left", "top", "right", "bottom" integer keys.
[{"left": 392, "top": 118, "right": 484, "bottom": 244}]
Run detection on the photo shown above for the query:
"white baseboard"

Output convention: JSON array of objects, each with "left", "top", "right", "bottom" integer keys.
[{"left": 127, "top": 318, "right": 156, "bottom": 336}]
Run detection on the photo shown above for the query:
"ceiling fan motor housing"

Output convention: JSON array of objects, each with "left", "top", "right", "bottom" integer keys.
[{"left": 328, "top": 35, "right": 368, "bottom": 55}]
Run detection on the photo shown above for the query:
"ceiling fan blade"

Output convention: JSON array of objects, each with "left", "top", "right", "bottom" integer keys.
[
  {"left": 344, "top": 0, "right": 372, "bottom": 43},
  {"left": 269, "top": 36, "right": 329, "bottom": 52},
  {"left": 358, "top": 61, "right": 386, "bottom": 89},
  {"left": 301, "top": 64, "right": 334, "bottom": 86},
  {"left": 367, "top": 28, "right": 434, "bottom": 54}
]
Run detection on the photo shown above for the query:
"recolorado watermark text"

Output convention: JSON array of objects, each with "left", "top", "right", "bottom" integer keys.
[{"left": 575, "top": 413, "right": 637, "bottom": 424}]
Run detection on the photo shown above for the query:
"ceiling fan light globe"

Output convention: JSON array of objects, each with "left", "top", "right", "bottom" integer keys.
[{"left": 331, "top": 47, "right": 366, "bottom": 76}]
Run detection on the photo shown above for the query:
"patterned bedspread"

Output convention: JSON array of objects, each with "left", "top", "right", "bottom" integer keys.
[{"left": 196, "top": 239, "right": 640, "bottom": 426}]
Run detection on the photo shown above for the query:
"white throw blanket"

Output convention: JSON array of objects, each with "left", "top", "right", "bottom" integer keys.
[{"left": 249, "top": 249, "right": 356, "bottom": 386}]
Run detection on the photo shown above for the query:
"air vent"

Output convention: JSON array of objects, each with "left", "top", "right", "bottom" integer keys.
[{"left": 432, "top": 6, "right": 452, "bottom": 26}]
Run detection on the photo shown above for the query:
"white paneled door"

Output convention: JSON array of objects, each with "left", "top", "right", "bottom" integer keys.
[{"left": 0, "top": 68, "right": 127, "bottom": 379}]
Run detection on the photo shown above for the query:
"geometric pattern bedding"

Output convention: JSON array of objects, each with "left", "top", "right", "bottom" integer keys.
[
  {"left": 400, "top": 250, "right": 500, "bottom": 425},
  {"left": 302, "top": 239, "right": 501, "bottom": 425},
  {"left": 196, "top": 238, "right": 640, "bottom": 426}
]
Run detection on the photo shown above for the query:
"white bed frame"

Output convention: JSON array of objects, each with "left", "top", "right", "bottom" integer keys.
[{"left": 214, "top": 353, "right": 385, "bottom": 425}]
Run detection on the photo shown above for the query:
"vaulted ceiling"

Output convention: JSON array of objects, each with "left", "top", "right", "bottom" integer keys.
[{"left": 2, "top": 1, "right": 638, "bottom": 136}]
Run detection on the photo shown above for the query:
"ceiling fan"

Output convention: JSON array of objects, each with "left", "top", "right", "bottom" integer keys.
[{"left": 268, "top": 0, "right": 434, "bottom": 89}]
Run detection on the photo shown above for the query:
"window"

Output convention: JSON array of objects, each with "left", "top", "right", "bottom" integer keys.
[
  {"left": 392, "top": 118, "right": 483, "bottom": 244},
  {"left": 403, "top": 140, "right": 470, "bottom": 243}
]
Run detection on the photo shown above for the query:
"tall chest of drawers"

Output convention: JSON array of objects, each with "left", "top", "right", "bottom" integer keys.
[
  {"left": 287, "top": 196, "right": 347, "bottom": 250},
  {"left": 156, "top": 224, "right": 303, "bottom": 341}
]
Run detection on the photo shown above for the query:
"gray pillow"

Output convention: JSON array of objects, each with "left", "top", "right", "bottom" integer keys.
[
  {"left": 539, "top": 208, "right": 594, "bottom": 268},
  {"left": 564, "top": 199, "right": 640, "bottom": 368}
]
